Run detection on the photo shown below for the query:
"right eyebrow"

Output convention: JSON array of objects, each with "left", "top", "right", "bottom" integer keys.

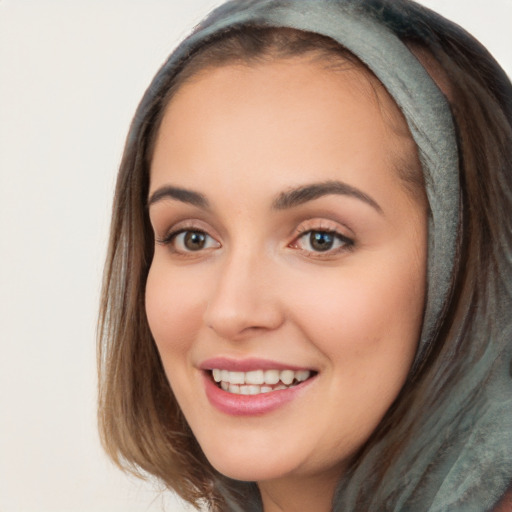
[
  {"left": 272, "top": 180, "right": 383, "bottom": 214},
  {"left": 147, "top": 185, "right": 209, "bottom": 209}
]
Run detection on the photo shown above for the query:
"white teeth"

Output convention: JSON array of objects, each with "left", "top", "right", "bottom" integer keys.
[
  {"left": 229, "top": 371, "right": 245, "bottom": 385},
  {"left": 245, "top": 370, "right": 264, "bottom": 385},
  {"left": 211, "top": 368, "right": 312, "bottom": 395},
  {"left": 237, "top": 385, "right": 261, "bottom": 395},
  {"left": 247, "top": 385, "right": 260, "bottom": 395},
  {"left": 280, "top": 370, "right": 294, "bottom": 385},
  {"left": 264, "top": 369, "right": 280, "bottom": 385},
  {"left": 296, "top": 370, "right": 310, "bottom": 382}
]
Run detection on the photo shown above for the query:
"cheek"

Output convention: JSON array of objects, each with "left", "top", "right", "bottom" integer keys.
[
  {"left": 287, "top": 248, "right": 426, "bottom": 375},
  {"left": 145, "top": 260, "right": 204, "bottom": 357}
]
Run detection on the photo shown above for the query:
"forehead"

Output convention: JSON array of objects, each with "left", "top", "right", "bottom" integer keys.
[
  {"left": 150, "top": 57, "right": 419, "bottom": 200},
  {"left": 165, "top": 55, "right": 405, "bottom": 124}
]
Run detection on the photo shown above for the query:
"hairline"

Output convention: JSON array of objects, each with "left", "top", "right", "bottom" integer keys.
[{"left": 147, "top": 34, "right": 426, "bottom": 205}]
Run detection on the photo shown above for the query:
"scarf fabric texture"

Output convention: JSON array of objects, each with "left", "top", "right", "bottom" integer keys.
[{"left": 133, "top": 1, "right": 512, "bottom": 509}]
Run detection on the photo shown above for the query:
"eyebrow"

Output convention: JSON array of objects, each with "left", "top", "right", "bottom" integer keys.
[
  {"left": 147, "top": 180, "right": 382, "bottom": 214},
  {"left": 272, "top": 180, "right": 383, "bottom": 213},
  {"left": 147, "top": 185, "right": 209, "bottom": 209}
]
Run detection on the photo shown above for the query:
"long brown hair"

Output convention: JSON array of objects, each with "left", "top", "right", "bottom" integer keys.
[{"left": 98, "top": 2, "right": 512, "bottom": 510}]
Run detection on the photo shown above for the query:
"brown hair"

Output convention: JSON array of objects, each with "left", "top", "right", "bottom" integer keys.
[{"left": 98, "top": 4, "right": 512, "bottom": 510}]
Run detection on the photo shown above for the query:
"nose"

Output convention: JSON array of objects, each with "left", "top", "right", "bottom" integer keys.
[{"left": 203, "top": 250, "right": 284, "bottom": 341}]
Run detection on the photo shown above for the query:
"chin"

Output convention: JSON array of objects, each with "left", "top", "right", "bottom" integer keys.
[{"left": 201, "top": 441, "right": 303, "bottom": 483}]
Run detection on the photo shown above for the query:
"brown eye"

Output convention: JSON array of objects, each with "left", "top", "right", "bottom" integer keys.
[
  {"left": 309, "top": 231, "right": 335, "bottom": 251},
  {"left": 294, "top": 230, "right": 354, "bottom": 254},
  {"left": 167, "top": 230, "right": 220, "bottom": 253},
  {"left": 183, "top": 231, "right": 207, "bottom": 251}
]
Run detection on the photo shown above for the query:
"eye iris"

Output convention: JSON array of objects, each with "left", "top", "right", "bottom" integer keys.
[
  {"left": 310, "top": 231, "right": 334, "bottom": 251},
  {"left": 184, "top": 231, "right": 206, "bottom": 250}
]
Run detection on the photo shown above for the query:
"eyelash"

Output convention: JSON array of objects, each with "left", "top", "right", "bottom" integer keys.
[
  {"left": 290, "top": 227, "right": 355, "bottom": 257},
  {"left": 156, "top": 223, "right": 354, "bottom": 257},
  {"left": 156, "top": 227, "right": 220, "bottom": 254}
]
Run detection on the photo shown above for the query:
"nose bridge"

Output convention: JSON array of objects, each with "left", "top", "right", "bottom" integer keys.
[{"left": 204, "top": 241, "right": 283, "bottom": 339}]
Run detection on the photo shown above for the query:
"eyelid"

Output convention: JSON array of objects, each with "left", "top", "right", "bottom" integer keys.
[
  {"left": 172, "top": 230, "right": 220, "bottom": 252},
  {"left": 154, "top": 217, "right": 212, "bottom": 240},
  {"left": 289, "top": 218, "right": 355, "bottom": 256},
  {"left": 155, "top": 219, "right": 221, "bottom": 251},
  {"left": 292, "top": 218, "right": 353, "bottom": 238},
  {"left": 156, "top": 227, "right": 210, "bottom": 245}
]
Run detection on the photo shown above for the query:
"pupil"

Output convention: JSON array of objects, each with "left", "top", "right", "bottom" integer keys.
[
  {"left": 310, "top": 231, "right": 334, "bottom": 251},
  {"left": 184, "top": 231, "right": 206, "bottom": 250}
]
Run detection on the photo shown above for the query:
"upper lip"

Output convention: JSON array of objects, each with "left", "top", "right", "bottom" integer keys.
[{"left": 199, "top": 357, "right": 315, "bottom": 372}]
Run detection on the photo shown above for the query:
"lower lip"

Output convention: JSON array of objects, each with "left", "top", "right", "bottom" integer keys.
[{"left": 203, "top": 372, "right": 315, "bottom": 416}]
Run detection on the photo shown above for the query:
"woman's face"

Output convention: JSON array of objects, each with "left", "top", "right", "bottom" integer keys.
[{"left": 146, "top": 58, "right": 427, "bottom": 493}]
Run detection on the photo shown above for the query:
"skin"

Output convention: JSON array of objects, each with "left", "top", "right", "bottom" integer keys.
[{"left": 146, "top": 57, "right": 428, "bottom": 512}]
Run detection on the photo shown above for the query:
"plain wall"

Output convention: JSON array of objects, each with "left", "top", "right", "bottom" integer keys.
[{"left": 0, "top": 1, "right": 510, "bottom": 511}]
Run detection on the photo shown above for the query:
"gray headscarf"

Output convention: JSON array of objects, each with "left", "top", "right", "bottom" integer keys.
[{"left": 134, "top": 0, "right": 512, "bottom": 510}]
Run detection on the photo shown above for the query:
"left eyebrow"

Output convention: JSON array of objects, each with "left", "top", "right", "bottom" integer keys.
[{"left": 272, "top": 180, "right": 383, "bottom": 214}]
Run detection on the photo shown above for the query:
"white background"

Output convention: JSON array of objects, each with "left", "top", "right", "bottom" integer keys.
[{"left": 0, "top": 1, "right": 511, "bottom": 511}]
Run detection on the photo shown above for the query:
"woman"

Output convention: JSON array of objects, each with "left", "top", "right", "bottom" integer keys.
[{"left": 97, "top": 0, "right": 512, "bottom": 510}]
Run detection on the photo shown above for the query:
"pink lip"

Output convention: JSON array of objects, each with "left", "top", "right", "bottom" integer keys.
[
  {"left": 201, "top": 367, "right": 316, "bottom": 417},
  {"left": 200, "top": 357, "right": 312, "bottom": 372}
]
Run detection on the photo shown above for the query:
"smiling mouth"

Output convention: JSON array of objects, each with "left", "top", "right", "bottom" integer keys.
[{"left": 209, "top": 369, "right": 315, "bottom": 395}]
